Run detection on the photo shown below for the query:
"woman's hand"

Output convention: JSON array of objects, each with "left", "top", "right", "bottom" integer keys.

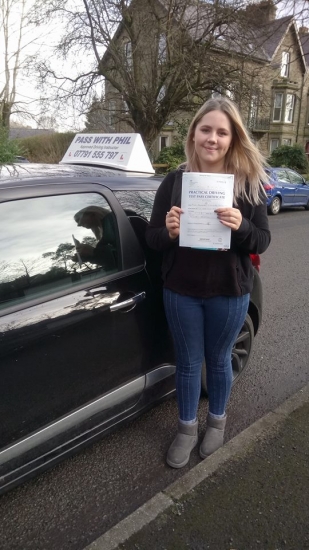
[
  {"left": 215, "top": 207, "right": 242, "bottom": 231},
  {"left": 166, "top": 206, "right": 183, "bottom": 240}
]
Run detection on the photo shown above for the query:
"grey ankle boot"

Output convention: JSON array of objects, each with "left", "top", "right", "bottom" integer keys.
[
  {"left": 166, "top": 420, "right": 198, "bottom": 469},
  {"left": 199, "top": 414, "right": 227, "bottom": 459}
]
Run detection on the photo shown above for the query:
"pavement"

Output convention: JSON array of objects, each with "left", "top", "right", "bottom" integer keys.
[{"left": 84, "top": 383, "right": 309, "bottom": 550}]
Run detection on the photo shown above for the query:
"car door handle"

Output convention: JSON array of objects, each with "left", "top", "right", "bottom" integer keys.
[{"left": 110, "top": 292, "right": 146, "bottom": 312}]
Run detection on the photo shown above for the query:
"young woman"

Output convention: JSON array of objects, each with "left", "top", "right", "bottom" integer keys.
[{"left": 146, "top": 98, "right": 271, "bottom": 469}]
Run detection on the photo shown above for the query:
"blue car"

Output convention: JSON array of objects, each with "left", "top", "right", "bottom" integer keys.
[{"left": 264, "top": 167, "right": 309, "bottom": 215}]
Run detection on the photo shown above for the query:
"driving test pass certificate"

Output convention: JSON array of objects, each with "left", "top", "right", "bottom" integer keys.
[{"left": 179, "top": 172, "right": 234, "bottom": 250}]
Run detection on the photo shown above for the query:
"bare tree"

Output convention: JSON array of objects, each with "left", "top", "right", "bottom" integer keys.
[
  {"left": 43, "top": 242, "right": 75, "bottom": 273},
  {"left": 0, "top": 0, "right": 43, "bottom": 128},
  {"left": 31, "top": 0, "right": 309, "bottom": 147}
]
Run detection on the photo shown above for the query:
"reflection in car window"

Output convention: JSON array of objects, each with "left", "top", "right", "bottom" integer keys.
[
  {"left": 0, "top": 193, "right": 120, "bottom": 310},
  {"left": 286, "top": 170, "right": 304, "bottom": 185},
  {"left": 275, "top": 169, "right": 290, "bottom": 183},
  {"left": 114, "top": 191, "right": 156, "bottom": 221}
]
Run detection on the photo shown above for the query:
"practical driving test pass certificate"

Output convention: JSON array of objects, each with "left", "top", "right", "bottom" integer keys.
[{"left": 179, "top": 172, "right": 234, "bottom": 250}]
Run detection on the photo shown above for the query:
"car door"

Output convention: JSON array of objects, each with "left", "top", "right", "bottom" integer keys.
[
  {"left": 286, "top": 169, "right": 309, "bottom": 205},
  {"left": 274, "top": 168, "right": 296, "bottom": 205},
  {"left": 0, "top": 181, "right": 170, "bottom": 476}
]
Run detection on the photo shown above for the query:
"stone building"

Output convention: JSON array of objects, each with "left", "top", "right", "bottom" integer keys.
[{"left": 100, "top": 0, "right": 309, "bottom": 159}]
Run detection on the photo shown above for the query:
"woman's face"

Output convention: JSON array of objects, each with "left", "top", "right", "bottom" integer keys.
[
  {"left": 77, "top": 212, "right": 95, "bottom": 229},
  {"left": 193, "top": 110, "right": 233, "bottom": 173}
]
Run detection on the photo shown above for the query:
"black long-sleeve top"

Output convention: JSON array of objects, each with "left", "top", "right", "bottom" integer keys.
[{"left": 145, "top": 169, "right": 271, "bottom": 297}]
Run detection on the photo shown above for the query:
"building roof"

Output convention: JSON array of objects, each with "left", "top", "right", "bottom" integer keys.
[
  {"left": 299, "top": 32, "right": 309, "bottom": 67},
  {"left": 9, "top": 128, "right": 55, "bottom": 140},
  {"left": 250, "top": 16, "right": 293, "bottom": 60},
  {"left": 158, "top": 1, "right": 295, "bottom": 63}
]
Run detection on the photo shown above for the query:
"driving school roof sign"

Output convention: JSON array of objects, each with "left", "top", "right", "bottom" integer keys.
[{"left": 60, "top": 133, "right": 155, "bottom": 174}]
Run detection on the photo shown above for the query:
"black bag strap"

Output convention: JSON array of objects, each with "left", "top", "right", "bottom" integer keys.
[{"left": 170, "top": 167, "right": 184, "bottom": 208}]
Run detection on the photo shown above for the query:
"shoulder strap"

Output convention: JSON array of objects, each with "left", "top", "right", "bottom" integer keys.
[{"left": 170, "top": 168, "right": 184, "bottom": 208}]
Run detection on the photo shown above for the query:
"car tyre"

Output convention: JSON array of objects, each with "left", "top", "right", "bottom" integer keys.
[
  {"left": 304, "top": 198, "right": 309, "bottom": 211},
  {"left": 201, "top": 314, "right": 255, "bottom": 396},
  {"left": 268, "top": 196, "right": 281, "bottom": 215}
]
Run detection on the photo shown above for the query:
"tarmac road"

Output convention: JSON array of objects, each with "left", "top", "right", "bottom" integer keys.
[{"left": 1, "top": 209, "right": 309, "bottom": 550}]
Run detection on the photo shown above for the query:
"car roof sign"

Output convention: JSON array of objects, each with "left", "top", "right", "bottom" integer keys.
[{"left": 60, "top": 133, "right": 155, "bottom": 174}]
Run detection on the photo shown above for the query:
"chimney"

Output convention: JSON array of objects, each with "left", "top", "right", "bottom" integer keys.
[{"left": 245, "top": 1, "right": 277, "bottom": 24}]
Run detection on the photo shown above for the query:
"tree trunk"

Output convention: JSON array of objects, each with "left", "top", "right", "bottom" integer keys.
[{"left": 0, "top": 101, "right": 12, "bottom": 128}]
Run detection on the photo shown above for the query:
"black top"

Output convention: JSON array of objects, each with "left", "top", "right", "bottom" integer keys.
[{"left": 145, "top": 169, "right": 271, "bottom": 298}]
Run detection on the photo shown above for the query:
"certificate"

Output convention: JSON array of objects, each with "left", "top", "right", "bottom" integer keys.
[{"left": 179, "top": 172, "right": 234, "bottom": 250}]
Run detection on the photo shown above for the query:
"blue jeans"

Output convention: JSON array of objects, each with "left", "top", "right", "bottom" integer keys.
[{"left": 163, "top": 289, "right": 250, "bottom": 421}]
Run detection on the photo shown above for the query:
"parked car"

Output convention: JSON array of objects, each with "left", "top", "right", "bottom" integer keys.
[
  {"left": 14, "top": 155, "right": 30, "bottom": 163},
  {"left": 264, "top": 167, "right": 309, "bottom": 215},
  {"left": 0, "top": 162, "right": 262, "bottom": 495}
]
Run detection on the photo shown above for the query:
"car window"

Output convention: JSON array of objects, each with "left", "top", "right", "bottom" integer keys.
[
  {"left": 114, "top": 190, "right": 156, "bottom": 221},
  {"left": 286, "top": 170, "right": 304, "bottom": 185},
  {"left": 0, "top": 193, "right": 120, "bottom": 311},
  {"left": 275, "top": 169, "right": 290, "bottom": 183}
]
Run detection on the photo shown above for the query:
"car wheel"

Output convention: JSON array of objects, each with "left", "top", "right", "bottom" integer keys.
[
  {"left": 268, "top": 196, "right": 281, "bottom": 215},
  {"left": 201, "top": 314, "right": 255, "bottom": 396},
  {"left": 304, "top": 198, "right": 309, "bottom": 211}
]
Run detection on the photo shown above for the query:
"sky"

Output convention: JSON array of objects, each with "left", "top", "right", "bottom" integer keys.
[{"left": 0, "top": 0, "right": 89, "bottom": 131}]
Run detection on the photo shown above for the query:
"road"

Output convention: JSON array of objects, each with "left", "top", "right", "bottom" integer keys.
[{"left": 1, "top": 209, "right": 309, "bottom": 550}]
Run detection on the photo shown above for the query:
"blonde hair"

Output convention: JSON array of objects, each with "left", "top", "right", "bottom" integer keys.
[
  {"left": 74, "top": 206, "right": 109, "bottom": 240},
  {"left": 185, "top": 98, "right": 267, "bottom": 205}
]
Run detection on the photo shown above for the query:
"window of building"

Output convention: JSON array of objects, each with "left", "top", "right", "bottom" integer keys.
[
  {"left": 270, "top": 138, "right": 279, "bottom": 152},
  {"left": 273, "top": 93, "right": 283, "bottom": 121},
  {"left": 158, "top": 34, "right": 167, "bottom": 61},
  {"left": 212, "top": 87, "right": 235, "bottom": 100},
  {"left": 108, "top": 100, "right": 116, "bottom": 127},
  {"left": 158, "top": 135, "right": 170, "bottom": 151},
  {"left": 211, "top": 88, "right": 223, "bottom": 99},
  {"left": 157, "top": 85, "right": 166, "bottom": 102},
  {"left": 282, "top": 138, "right": 292, "bottom": 146},
  {"left": 124, "top": 41, "right": 132, "bottom": 67},
  {"left": 284, "top": 94, "right": 295, "bottom": 123},
  {"left": 122, "top": 96, "right": 129, "bottom": 114},
  {"left": 280, "top": 51, "right": 290, "bottom": 77},
  {"left": 0, "top": 193, "right": 120, "bottom": 311},
  {"left": 225, "top": 87, "right": 235, "bottom": 100},
  {"left": 249, "top": 94, "right": 259, "bottom": 126}
]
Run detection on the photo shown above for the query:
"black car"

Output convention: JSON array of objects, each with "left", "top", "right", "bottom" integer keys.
[{"left": 0, "top": 163, "right": 262, "bottom": 495}]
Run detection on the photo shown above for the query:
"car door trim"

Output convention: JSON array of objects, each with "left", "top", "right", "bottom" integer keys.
[
  {"left": 0, "top": 376, "right": 145, "bottom": 466},
  {"left": 145, "top": 364, "right": 176, "bottom": 387}
]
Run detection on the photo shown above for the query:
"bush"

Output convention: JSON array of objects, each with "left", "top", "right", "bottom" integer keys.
[
  {"left": 0, "top": 127, "right": 22, "bottom": 164},
  {"left": 154, "top": 142, "right": 186, "bottom": 173},
  {"left": 268, "top": 144, "right": 308, "bottom": 172},
  {"left": 153, "top": 119, "right": 190, "bottom": 173},
  {"left": 16, "top": 132, "right": 75, "bottom": 163}
]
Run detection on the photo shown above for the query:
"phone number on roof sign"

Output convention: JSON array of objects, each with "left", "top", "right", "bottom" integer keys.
[{"left": 73, "top": 150, "right": 121, "bottom": 160}]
